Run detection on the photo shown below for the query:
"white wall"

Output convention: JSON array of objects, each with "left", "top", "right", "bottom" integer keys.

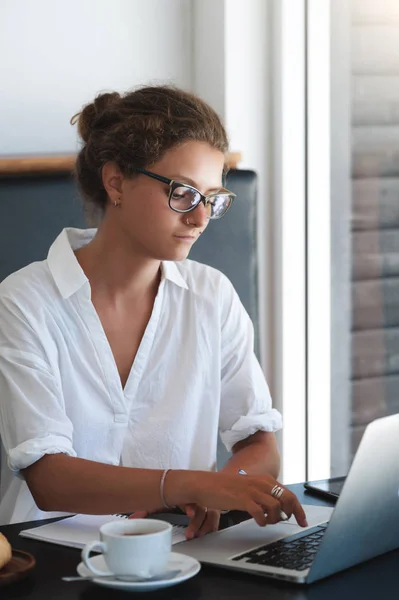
[
  {"left": 224, "top": 0, "right": 273, "bottom": 382},
  {"left": 0, "top": 0, "right": 192, "bottom": 155},
  {"left": 192, "top": 0, "right": 273, "bottom": 381},
  {"left": 192, "top": 0, "right": 226, "bottom": 120}
]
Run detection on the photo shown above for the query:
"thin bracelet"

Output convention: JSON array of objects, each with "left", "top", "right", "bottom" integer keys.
[{"left": 160, "top": 468, "right": 175, "bottom": 509}]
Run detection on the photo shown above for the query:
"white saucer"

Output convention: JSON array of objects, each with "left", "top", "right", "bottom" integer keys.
[{"left": 76, "top": 552, "right": 201, "bottom": 592}]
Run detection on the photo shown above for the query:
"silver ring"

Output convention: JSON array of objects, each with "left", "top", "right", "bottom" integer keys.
[
  {"left": 186, "top": 217, "right": 190, "bottom": 225},
  {"left": 271, "top": 485, "right": 284, "bottom": 500}
]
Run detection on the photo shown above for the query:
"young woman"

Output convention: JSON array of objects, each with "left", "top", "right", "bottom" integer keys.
[{"left": 0, "top": 86, "right": 307, "bottom": 536}]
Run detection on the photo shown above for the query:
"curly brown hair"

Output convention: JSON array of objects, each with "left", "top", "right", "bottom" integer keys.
[{"left": 71, "top": 85, "right": 229, "bottom": 215}]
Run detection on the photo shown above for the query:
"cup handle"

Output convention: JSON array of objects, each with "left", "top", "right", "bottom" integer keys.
[{"left": 81, "top": 541, "right": 111, "bottom": 576}]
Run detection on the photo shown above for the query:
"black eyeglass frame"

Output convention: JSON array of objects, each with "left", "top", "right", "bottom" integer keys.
[{"left": 135, "top": 167, "right": 236, "bottom": 219}]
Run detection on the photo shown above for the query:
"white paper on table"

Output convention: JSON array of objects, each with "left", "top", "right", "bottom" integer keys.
[{"left": 19, "top": 513, "right": 187, "bottom": 549}]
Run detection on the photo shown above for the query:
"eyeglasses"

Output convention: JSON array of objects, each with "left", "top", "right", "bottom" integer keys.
[{"left": 135, "top": 167, "right": 235, "bottom": 219}]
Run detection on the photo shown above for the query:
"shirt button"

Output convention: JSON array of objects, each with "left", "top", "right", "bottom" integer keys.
[{"left": 114, "top": 413, "right": 128, "bottom": 423}]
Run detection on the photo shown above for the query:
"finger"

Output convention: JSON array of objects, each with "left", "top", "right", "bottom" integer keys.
[
  {"left": 128, "top": 511, "right": 149, "bottom": 519},
  {"left": 195, "top": 509, "right": 220, "bottom": 537},
  {"left": 262, "top": 511, "right": 289, "bottom": 525},
  {"left": 257, "top": 495, "right": 282, "bottom": 524},
  {"left": 249, "top": 488, "right": 288, "bottom": 525},
  {"left": 185, "top": 506, "right": 208, "bottom": 540},
  {"left": 279, "top": 500, "right": 293, "bottom": 520},
  {"left": 182, "top": 504, "right": 196, "bottom": 519},
  {"left": 277, "top": 489, "right": 308, "bottom": 527},
  {"left": 291, "top": 498, "right": 308, "bottom": 527},
  {"left": 268, "top": 486, "right": 296, "bottom": 522},
  {"left": 276, "top": 492, "right": 294, "bottom": 520},
  {"left": 246, "top": 501, "right": 268, "bottom": 527}
]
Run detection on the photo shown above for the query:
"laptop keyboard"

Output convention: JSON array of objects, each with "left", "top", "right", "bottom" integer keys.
[{"left": 231, "top": 523, "right": 328, "bottom": 572}]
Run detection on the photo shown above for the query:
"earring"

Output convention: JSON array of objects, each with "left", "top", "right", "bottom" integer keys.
[{"left": 113, "top": 197, "right": 121, "bottom": 207}]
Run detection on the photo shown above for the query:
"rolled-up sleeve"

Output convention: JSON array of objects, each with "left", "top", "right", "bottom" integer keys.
[
  {"left": 0, "top": 298, "right": 76, "bottom": 475},
  {"left": 218, "top": 277, "right": 282, "bottom": 452}
]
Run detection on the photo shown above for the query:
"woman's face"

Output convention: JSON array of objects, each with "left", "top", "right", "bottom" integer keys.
[{"left": 103, "top": 141, "right": 225, "bottom": 262}]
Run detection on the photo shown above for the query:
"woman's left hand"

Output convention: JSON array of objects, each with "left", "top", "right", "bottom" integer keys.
[
  {"left": 129, "top": 504, "right": 220, "bottom": 540},
  {"left": 184, "top": 504, "right": 220, "bottom": 539}
]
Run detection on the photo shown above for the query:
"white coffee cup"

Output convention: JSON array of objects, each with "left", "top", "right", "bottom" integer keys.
[{"left": 81, "top": 519, "right": 173, "bottom": 578}]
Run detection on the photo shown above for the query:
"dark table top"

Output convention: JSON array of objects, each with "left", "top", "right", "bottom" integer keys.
[{"left": 1, "top": 483, "right": 398, "bottom": 600}]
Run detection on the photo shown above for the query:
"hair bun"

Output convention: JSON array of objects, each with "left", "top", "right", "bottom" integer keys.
[{"left": 71, "top": 92, "right": 121, "bottom": 143}]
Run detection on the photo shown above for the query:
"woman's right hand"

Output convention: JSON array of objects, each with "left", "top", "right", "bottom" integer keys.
[{"left": 166, "top": 470, "right": 308, "bottom": 528}]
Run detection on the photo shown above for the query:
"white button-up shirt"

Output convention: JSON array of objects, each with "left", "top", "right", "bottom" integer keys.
[{"left": 0, "top": 228, "right": 282, "bottom": 524}]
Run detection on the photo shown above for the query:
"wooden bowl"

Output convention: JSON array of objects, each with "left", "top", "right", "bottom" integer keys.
[{"left": 0, "top": 549, "right": 36, "bottom": 586}]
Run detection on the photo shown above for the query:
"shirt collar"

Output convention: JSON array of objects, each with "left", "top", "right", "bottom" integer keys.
[
  {"left": 47, "top": 228, "right": 93, "bottom": 299},
  {"left": 47, "top": 228, "right": 189, "bottom": 299},
  {"left": 162, "top": 261, "right": 189, "bottom": 290}
]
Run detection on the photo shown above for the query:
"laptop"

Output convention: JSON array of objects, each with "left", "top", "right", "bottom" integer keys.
[{"left": 176, "top": 414, "right": 399, "bottom": 584}]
